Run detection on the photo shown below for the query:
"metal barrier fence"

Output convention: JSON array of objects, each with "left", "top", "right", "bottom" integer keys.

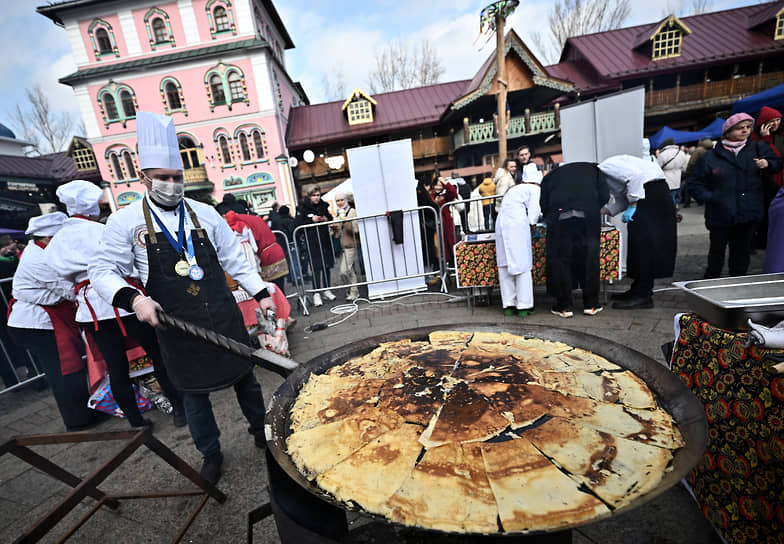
[
  {"left": 0, "top": 277, "right": 46, "bottom": 395},
  {"left": 437, "top": 194, "right": 499, "bottom": 292},
  {"left": 269, "top": 229, "right": 311, "bottom": 315},
  {"left": 290, "top": 206, "right": 441, "bottom": 314}
]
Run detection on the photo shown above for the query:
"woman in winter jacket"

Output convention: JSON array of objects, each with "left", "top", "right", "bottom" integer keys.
[
  {"left": 477, "top": 176, "right": 496, "bottom": 230},
  {"left": 656, "top": 138, "right": 688, "bottom": 207},
  {"left": 688, "top": 113, "right": 783, "bottom": 278},
  {"left": 295, "top": 187, "right": 335, "bottom": 305},
  {"left": 751, "top": 106, "right": 784, "bottom": 249}
]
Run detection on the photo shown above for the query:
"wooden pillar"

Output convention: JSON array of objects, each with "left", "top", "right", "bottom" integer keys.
[
  {"left": 675, "top": 73, "right": 681, "bottom": 103},
  {"left": 463, "top": 117, "right": 470, "bottom": 146},
  {"left": 554, "top": 102, "right": 560, "bottom": 129},
  {"left": 495, "top": 12, "right": 507, "bottom": 163},
  {"left": 703, "top": 69, "right": 709, "bottom": 101},
  {"left": 524, "top": 108, "right": 531, "bottom": 134}
]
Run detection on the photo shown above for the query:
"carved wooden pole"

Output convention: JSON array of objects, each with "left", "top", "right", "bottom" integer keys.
[{"left": 495, "top": 11, "right": 507, "bottom": 164}]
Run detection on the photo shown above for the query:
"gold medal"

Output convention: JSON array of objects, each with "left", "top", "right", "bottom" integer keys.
[{"left": 174, "top": 260, "right": 190, "bottom": 276}]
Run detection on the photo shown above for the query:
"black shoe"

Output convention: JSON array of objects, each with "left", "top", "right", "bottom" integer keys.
[
  {"left": 610, "top": 291, "right": 632, "bottom": 301},
  {"left": 200, "top": 451, "right": 224, "bottom": 485},
  {"left": 172, "top": 406, "right": 187, "bottom": 428},
  {"left": 612, "top": 297, "right": 654, "bottom": 310},
  {"left": 254, "top": 435, "right": 266, "bottom": 449}
]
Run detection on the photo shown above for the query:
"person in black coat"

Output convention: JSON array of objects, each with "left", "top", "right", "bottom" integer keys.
[
  {"left": 540, "top": 162, "right": 609, "bottom": 316},
  {"left": 295, "top": 187, "right": 335, "bottom": 306},
  {"left": 688, "top": 113, "right": 783, "bottom": 278}
]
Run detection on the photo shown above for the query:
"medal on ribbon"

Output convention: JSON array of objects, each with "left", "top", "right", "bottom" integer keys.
[{"left": 147, "top": 199, "right": 202, "bottom": 280}]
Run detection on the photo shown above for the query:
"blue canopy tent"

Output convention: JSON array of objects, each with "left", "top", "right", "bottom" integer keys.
[
  {"left": 648, "top": 118, "right": 725, "bottom": 150},
  {"left": 732, "top": 83, "right": 784, "bottom": 115}
]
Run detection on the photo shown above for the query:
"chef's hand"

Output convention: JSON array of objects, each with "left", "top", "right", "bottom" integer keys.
[
  {"left": 259, "top": 296, "right": 277, "bottom": 316},
  {"left": 600, "top": 206, "right": 611, "bottom": 216},
  {"left": 622, "top": 205, "right": 637, "bottom": 223},
  {"left": 132, "top": 295, "right": 163, "bottom": 327}
]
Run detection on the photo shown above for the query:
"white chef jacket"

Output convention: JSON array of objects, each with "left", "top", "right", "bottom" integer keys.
[
  {"left": 495, "top": 183, "right": 541, "bottom": 276},
  {"left": 8, "top": 243, "right": 75, "bottom": 330},
  {"left": 598, "top": 155, "right": 666, "bottom": 216},
  {"left": 45, "top": 217, "right": 132, "bottom": 324},
  {"left": 89, "top": 195, "right": 267, "bottom": 306}
]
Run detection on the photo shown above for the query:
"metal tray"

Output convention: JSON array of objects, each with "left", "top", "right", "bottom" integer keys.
[{"left": 673, "top": 273, "right": 784, "bottom": 330}]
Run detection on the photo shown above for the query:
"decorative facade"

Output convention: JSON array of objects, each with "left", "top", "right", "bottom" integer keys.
[{"left": 38, "top": 0, "right": 308, "bottom": 212}]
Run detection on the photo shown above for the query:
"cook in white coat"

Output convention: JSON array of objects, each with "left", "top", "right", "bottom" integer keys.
[
  {"left": 47, "top": 179, "right": 183, "bottom": 429},
  {"left": 495, "top": 179, "right": 541, "bottom": 315},
  {"left": 8, "top": 212, "right": 99, "bottom": 430},
  {"left": 89, "top": 111, "right": 276, "bottom": 485}
]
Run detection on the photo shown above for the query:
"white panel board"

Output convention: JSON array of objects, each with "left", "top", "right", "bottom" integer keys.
[
  {"left": 347, "top": 140, "right": 426, "bottom": 299},
  {"left": 560, "top": 86, "right": 645, "bottom": 163}
]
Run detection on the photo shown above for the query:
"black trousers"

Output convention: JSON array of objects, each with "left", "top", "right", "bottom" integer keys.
[
  {"left": 8, "top": 327, "right": 96, "bottom": 430},
  {"left": 86, "top": 315, "right": 181, "bottom": 425},
  {"left": 705, "top": 222, "right": 757, "bottom": 278},
  {"left": 547, "top": 217, "right": 600, "bottom": 309}
]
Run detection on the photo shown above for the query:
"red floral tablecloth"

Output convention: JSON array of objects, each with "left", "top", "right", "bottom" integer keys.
[
  {"left": 455, "top": 227, "right": 619, "bottom": 288},
  {"left": 672, "top": 314, "right": 784, "bottom": 544}
]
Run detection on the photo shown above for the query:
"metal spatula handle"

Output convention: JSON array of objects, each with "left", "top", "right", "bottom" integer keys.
[{"left": 156, "top": 311, "right": 298, "bottom": 378}]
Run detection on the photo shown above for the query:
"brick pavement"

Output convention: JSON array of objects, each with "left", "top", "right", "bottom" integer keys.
[{"left": 0, "top": 204, "right": 761, "bottom": 543}]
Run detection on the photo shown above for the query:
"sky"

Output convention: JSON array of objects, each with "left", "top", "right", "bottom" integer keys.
[{"left": 0, "top": 0, "right": 762, "bottom": 138}]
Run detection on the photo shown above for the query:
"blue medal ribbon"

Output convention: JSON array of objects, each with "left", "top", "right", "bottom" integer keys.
[{"left": 147, "top": 199, "right": 186, "bottom": 256}]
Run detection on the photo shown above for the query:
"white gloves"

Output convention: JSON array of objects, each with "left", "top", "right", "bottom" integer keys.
[
  {"left": 133, "top": 295, "right": 163, "bottom": 327},
  {"left": 747, "top": 319, "right": 784, "bottom": 349}
]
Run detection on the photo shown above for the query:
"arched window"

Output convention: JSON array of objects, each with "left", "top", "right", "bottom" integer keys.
[
  {"left": 123, "top": 151, "right": 136, "bottom": 179},
  {"left": 252, "top": 131, "right": 264, "bottom": 159},
  {"left": 227, "top": 71, "right": 243, "bottom": 101},
  {"left": 179, "top": 136, "right": 200, "bottom": 170},
  {"left": 96, "top": 28, "right": 112, "bottom": 53},
  {"left": 119, "top": 90, "right": 135, "bottom": 117},
  {"left": 152, "top": 18, "right": 168, "bottom": 43},
  {"left": 239, "top": 133, "right": 251, "bottom": 162},
  {"left": 210, "top": 74, "right": 226, "bottom": 105},
  {"left": 111, "top": 154, "right": 124, "bottom": 180},
  {"left": 102, "top": 94, "right": 119, "bottom": 120},
  {"left": 165, "top": 81, "right": 181, "bottom": 110},
  {"left": 219, "top": 136, "right": 232, "bottom": 164},
  {"left": 214, "top": 6, "right": 230, "bottom": 32}
]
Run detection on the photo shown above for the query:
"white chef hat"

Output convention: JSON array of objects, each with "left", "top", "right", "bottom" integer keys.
[
  {"left": 25, "top": 211, "right": 68, "bottom": 237},
  {"left": 56, "top": 180, "right": 103, "bottom": 217},
  {"left": 522, "top": 163, "right": 543, "bottom": 184},
  {"left": 137, "top": 111, "right": 183, "bottom": 171}
]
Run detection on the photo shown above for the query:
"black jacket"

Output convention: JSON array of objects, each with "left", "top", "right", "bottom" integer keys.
[
  {"left": 295, "top": 199, "right": 334, "bottom": 267},
  {"left": 688, "top": 139, "right": 783, "bottom": 229},
  {"left": 539, "top": 162, "right": 609, "bottom": 227}
]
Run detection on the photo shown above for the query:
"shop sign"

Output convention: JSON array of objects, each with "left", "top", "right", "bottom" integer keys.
[
  {"left": 247, "top": 172, "right": 274, "bottom": 185},
  {"left": 117, "top": 191, "right": 142, "bottom": 206},
  {"left": 7, "top": 182, "right": 38, "bottom": 191}
]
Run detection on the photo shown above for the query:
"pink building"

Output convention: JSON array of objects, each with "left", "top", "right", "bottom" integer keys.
[{"left": 38, "top": 0, "right": 307, "bottom": 212}]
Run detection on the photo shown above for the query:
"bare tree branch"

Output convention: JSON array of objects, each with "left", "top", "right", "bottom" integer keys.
[
  {"left": 368, "top": 39, "right": 445, "bottom": 93},
  {"left": 535, "top": 0, "right": 631, "bottom": 63},
  {"left": 688, "top": 0, "right": 712, "bottom": 15},
  {"left": 9, "top": 86, "right": 81, "bottom": 155},
  {"left": 322, "top": 67, "right": 347, "bottom": 102}
]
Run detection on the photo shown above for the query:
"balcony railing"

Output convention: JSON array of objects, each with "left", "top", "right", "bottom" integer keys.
[
  {"left": 411, "top": 135, "right": 451, "bottom": 159},
  {"left": 646, "top": 71, "right": 784, "bottom": 110},
  {"left": 455, "top": 111, "right": 558, "bottom": 148}
]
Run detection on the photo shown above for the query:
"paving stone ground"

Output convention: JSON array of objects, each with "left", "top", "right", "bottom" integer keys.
[{"left": 0, "top": 205, "right": 763, "bottom": 543}]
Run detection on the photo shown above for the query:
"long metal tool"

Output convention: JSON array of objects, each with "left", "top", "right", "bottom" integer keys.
[{"left": 156, "top": 312, "right": 298, "bottom": 379}]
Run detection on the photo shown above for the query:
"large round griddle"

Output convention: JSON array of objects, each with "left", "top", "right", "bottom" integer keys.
[{"left": 264, "top": 323, "right": 708, "bottom": 536}]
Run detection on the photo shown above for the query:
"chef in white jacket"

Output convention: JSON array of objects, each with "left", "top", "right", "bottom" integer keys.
[
  {"left": 495, "top": 176, "right": 541, "bottom": 316},
  {"left": 47, "top": 179, "right": 183, "bottom": 430},
  {"left": 8, "top": 212, "right": 99, "bottom": 430},
  {"left": 89, "top": 111, "right": 276, "bottom": 485}
]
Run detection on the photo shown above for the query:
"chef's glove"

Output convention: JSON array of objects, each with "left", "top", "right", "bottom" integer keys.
[
  {"left": 132, "top": 295, "right": 163, "bottom": 328},
  {"left": 747, "top": 319, "right": 784, "bottom": 349},
  {"left": 622, "top": 206, "right": 637, "bottom": 223},
  {"left": 259, "top": 296, "right": 277, "bottom": 316}
]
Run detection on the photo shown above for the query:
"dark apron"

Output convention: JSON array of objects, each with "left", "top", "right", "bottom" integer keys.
[
  {"left": 142, "top": 199, "right": 252, "bottom": 393},
  {"left": 627, "top": 179, "right": 678, "bottom": 279}
]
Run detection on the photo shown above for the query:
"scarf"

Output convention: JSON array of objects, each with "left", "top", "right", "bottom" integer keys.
[{"left": 721, "top": 139, "right": 747, "bottom": 155}]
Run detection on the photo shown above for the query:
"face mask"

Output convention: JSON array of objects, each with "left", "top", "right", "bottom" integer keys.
[{"left": 151, "top": 179, "right": 184, "bottom": 206}]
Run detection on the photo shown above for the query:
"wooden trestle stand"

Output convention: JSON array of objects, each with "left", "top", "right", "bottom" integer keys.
[{"left": 1, "top": 428, "right": 227, "bottom": 543}]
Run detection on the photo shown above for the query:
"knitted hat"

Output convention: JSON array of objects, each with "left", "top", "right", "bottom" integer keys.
[
  {"left": 757, "top": 106, "right": 782, "bottom": 129},
  {"left": 722, "top": 113, "right": 754, "bottom": 135}
]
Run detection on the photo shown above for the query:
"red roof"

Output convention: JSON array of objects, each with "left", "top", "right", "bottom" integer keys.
[
  {"left": 286, "top": 80, "right": 469, "bottom": 149},
  {"left": 549, "top": 1, "right": 784, "bottom": 91}
]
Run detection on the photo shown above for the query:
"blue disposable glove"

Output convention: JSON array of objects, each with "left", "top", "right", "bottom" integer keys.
[{"left": 622, "top": 206, "right": 637, "bottom": 223}]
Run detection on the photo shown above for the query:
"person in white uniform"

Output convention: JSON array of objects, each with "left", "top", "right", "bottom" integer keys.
[
  {"left": 495, "top": 177, "right": 541, "bottom": 316},
  {"left": 8, "top": 213, "right": 100, "bottom": 430},
  {"left": 89, "top": 112, "right": 276, "bottom": 485},
  {"left": 47, "top": 179, "right": 183, "bottom": 430}
]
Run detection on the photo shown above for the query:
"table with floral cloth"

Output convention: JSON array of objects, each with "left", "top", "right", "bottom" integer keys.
[
  {"left": 454, "top": 226, "right": 620, "bottom": 288},
  {"left": 671, "top": 314, "right": 784, "bottom": 544}
]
